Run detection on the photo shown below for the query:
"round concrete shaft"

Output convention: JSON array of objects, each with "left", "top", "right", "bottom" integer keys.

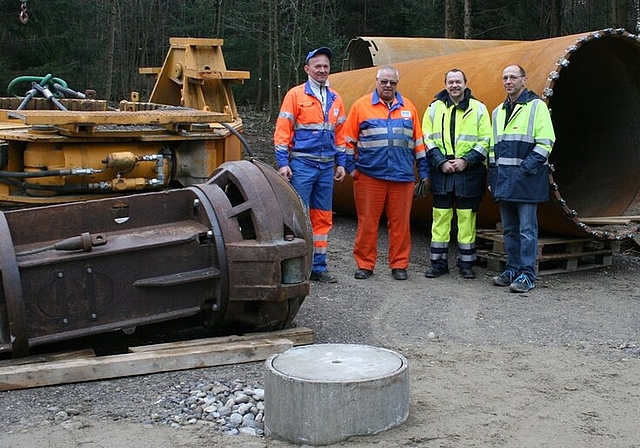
[{"left": 264, "top": 344, "right": 409, "bottom": 446}]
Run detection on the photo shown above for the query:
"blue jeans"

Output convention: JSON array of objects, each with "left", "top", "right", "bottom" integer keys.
[{"left": 499, "top": 201, "right": 538, "bottom": 279}]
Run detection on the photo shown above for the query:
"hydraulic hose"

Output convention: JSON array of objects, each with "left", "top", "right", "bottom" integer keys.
[
  {"left": 0, "top": 168, "right": 102, "bottom": 178},
  {"left": 7, "top": 75, "right": 68, "bottom": 97},
  {"left": 220, "top": 121, "right": 254, "bottom": 158}
]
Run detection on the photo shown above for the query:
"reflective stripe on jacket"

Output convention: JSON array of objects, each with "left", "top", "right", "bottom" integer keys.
[
  {"left": 274, "top": 81, "right": 346, "bottom": 169},
  {"left": 489, "top": 89, "right": 555, "bottom": 203},
  {"left": 343, "top": 90, "right": 429, "bottom": 182},
  {"left": 422, "top": 88, "right": 491, "bottom": 197}
]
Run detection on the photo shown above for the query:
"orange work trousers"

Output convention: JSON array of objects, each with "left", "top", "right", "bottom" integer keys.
[{"left": 353, "top": 172, "right": 414, "bottom": 271}]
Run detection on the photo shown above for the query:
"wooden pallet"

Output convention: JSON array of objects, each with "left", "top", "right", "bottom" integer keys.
[
  {"left": 0, "top": 327, "right": 314, "bottom": 391},
  {"left": 476, "top": 229, "right": 620, "bottom": 275}
]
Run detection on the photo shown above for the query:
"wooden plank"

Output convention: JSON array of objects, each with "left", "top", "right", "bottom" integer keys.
[
  {"left": 0, "top": 349, "right": 96, "bottom": 368},
  {"left": 6, "top": 109, "right": 232, "bottom": 126},
  {"left": 478, "top": 249, "right": 614, "bottom": 275},
  {"left": 129, "top": 326, "right": 314, "bottom": 353},
  {"left": 580, "top": 217, "right": 632, "bottom": 225},
  {"left": 183, "top": 68, "right": 251, "bottom": 81},
  {"left": 580, "top": 215, "right": 640, "bottom": 224},
  {"left": 0, "top": 338, "right": 295, "bottom": 391},
  {"left": 476, "top": 226, "right": 621, "bottom": 276},
  {"left": 538, "top": 249, "right": 612, "bottom": 261}
]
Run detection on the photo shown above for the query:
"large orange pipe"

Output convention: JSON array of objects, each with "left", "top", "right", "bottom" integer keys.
[
  {"left": 330, "top": 29, "right": 640, "bottom": 240},
  {"left": 341, "top": 36, "right": 521, "bottom": 71}
]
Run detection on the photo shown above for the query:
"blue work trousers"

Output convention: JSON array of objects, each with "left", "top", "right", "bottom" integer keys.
[
  {"left": 290, "top": 158, "right": 334, "bottom": 274},
  {"left": 499, "top": 201, "right": 539, "bottom": 279}
]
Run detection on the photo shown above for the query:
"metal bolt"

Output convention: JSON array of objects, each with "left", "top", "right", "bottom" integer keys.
[
  {"left": 86, "top": 267, "right": 93, "bottom": 274},
  {"left": 206, "top": 230, "right": 213, "bottom": 238},
  {"left": 91, "top": 313, "right": 97, "bottom": 319},
  {"left": 62, "top": 318, "right": 68, "bottom": 324},
  {"left": 57, "top": 272, "right": 64, "bottom": 278},
  {"left": 193, "top": 199, "right": 200, "bottom": 208}
]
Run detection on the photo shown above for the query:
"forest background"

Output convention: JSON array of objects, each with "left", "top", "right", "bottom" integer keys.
[{"left": 0, "top": 0, "right": 638, "bottom": 115}]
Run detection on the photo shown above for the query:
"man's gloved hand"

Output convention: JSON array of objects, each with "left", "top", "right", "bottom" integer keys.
[{"left": 413, "top": 178, "right": 429, "bottom": 198}]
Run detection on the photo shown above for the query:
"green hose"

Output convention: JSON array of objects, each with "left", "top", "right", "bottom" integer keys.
[{"left": 7, "top": 74, "right": 68, "bottom": 97}]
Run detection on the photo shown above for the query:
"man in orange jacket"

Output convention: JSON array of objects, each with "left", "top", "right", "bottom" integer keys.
[
  {"left": 343, "top": 65, "right": 430, "bottom": 281},
  {"left": 274, "top": 47, "right": 346, "bottom": 283}
]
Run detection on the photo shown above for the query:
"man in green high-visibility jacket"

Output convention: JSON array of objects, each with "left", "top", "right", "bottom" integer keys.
[
  {"left": 489, "top": 64, "right": 556, "bottom": 293},
  {"left": 422, "top": 69, "right": 491, "bottom": 280}
]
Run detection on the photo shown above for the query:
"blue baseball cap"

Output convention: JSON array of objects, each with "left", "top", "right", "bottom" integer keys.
[{"left": 305, "top": 47, "right": 333, "bottom": 64}]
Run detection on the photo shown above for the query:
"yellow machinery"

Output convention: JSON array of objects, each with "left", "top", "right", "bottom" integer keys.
[
  {"left": 0, "top": 38, "right": 248, "bottom": 205},
  {"left": 0, "top": 39, "right": 315, "bottom": 358}
]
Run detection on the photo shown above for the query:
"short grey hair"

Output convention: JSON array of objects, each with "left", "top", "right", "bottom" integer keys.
[{"left": 376, "top": 65, "right": 399, "bottom": 80}]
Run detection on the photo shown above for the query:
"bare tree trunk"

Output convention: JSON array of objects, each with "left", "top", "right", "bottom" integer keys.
[
  {"left": 215, "top": 0, "right": 223, "bottom": 37},
  {"left": 549, "top": 0, "right": 562, "bottom": 35},
  {"left": 444, "top": 0, "right": 457, "bottom": 38},
  {"left": 268, "top": 0, "right": 274, "bottom": 117},
  {"left": 105, "top": 1, "right": 117, "bottom": 101},
  {"left": 463, "top": 0, "right": 472, "bottom": 38},
  {"left": 268, "top": 0, "right": 283, "bottom": 118},
  {"left": 256, "top": 37, "right": 264, "bottom": 109},
  {"left": 611, "top": 0, "right": 630, "bottom": 29},
  {"left": 288, "top": 0, "right": 301, "bottom": 87},
  {"left": 363, "top": 0, "right": 368, "bottom": 34}
]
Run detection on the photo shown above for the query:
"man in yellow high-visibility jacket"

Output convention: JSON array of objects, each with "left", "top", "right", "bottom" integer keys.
[
  {"left": 422, "top": 69, "right": 491, "bottom": 279},
  {"left": 489, "top": 64, "right": 555, "bottom": 293}
]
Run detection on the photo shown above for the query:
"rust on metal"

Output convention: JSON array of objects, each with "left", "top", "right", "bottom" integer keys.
[
  {"left": 342, "top": 36, "right": 521, "bottom": 71},
  {"left": 0, "top": 159, "right": 311, "bottom": 357},
  {"left": 331, "top": 28, "right": 640, "bottom": 240},
  {"left": 0, "top": 37, "right": 246, "bottom": 205}
]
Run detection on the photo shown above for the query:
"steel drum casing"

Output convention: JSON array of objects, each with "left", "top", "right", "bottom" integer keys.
[{"left": 0, "top": 159, "right": 312, "bottom": 357}]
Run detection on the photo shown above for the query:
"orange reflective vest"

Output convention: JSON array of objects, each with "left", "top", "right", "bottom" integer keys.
[
  {"left": 343, "top": 90, "right": 429, "bottom": 182},
  {"left": 274, "top": 81, "right": 346, "bottom": 169}
]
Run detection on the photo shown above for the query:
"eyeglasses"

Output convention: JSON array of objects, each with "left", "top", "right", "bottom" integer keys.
[
  {"left": 502, "top": 75, "right": 524, "bottom": 81},
  {"left": 378, "top": 79, "right": 398, "bottom": 86}
]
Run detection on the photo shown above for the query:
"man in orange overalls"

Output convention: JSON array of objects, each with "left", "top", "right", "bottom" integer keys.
[{"left": 343, "top": 65, "right": 429, "bottom": 281}]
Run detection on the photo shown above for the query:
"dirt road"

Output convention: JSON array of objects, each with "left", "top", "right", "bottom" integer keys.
[
  {"left": 2, "top": 212, "right": 639, "bottom": 448},
  {"left": 1, "top": 110, "right": 639, "bottom": 447}
]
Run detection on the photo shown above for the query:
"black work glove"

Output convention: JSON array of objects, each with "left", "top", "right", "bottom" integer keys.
[{"left": 413, "top": 179, "right": 429, "bottom": 198}]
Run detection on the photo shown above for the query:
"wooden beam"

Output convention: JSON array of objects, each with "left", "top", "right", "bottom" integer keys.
[
  {"left": 0, "top": 327, "right": 314, "bottom": 391},
  {"left": 0, "top": 349, "right": 95, "bottom": 368},
  {"left": 183, "top": 68, "right": 251, "bottom": 81},
  {"left": 580, "top": 215, "right": 640, "bottom": 225},
  {"left": 129, "top": 326, "right": 314, "bottom": 353},
  {"left": 6, "top": 109, "right": 232, "bottom": 126}
]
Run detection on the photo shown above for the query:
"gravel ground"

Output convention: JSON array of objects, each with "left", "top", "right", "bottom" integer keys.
[{"left": 1, "top": 108, "right": 640, "bottom": 447}]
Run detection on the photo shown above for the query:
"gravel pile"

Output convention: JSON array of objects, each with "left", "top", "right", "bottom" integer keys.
[
  {"left": 149, "top": 379, "right": 266, "bottom": 437},
  {"left": 1, "top": 365, "right": 270, "bottom": 441}
]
